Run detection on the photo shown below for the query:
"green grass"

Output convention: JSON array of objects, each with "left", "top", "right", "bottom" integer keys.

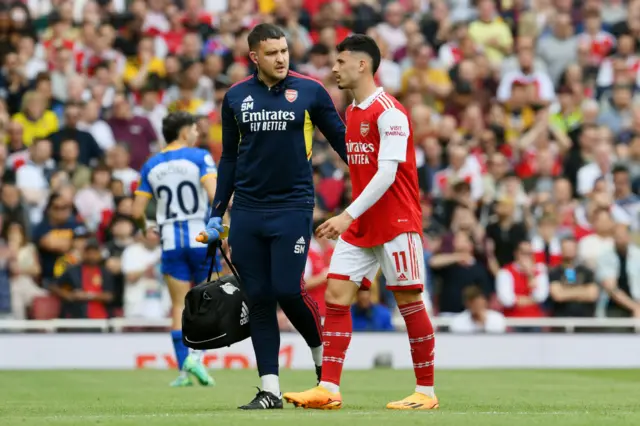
[{"left": 1, "top": 369, "right": 639, "bottom": 425}]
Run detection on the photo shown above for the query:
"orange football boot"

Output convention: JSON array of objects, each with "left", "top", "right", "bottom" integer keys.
[
  {"left": 386, "top": 392, "right": 439, "bottom": 410},
  {"left": 283, "top": 386, "right": 343, "bottom": 410}
]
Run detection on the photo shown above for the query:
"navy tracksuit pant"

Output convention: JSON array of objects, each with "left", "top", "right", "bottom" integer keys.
[{"left": 228, "top": 207, "right": 322, "bottom": 376}]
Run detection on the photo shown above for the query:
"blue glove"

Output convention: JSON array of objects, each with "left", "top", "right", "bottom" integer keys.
[{"left": 205, "top": 217, "right": 225, "bottom": 242}]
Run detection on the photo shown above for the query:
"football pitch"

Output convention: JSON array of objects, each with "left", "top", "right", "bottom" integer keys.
[{"left": 1, "top": 369, "right": 639, "bottom": 426}]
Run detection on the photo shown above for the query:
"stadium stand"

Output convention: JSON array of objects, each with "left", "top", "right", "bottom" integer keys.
[{"left": 1, "top": 0, "right": 640, "bottom": 335}]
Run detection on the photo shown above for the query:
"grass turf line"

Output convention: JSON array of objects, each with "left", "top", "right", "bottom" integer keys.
[{"left": 0, "top": 369, "right": 639, "bottom": 426}]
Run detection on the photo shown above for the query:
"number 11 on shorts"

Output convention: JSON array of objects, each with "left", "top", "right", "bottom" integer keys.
[{"left": 392, "top": 251, "right": 408, "bottom": 273}]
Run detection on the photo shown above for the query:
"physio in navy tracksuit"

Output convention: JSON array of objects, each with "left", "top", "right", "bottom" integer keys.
[{"left": 199, "top": 24, "right": 347, "bottom": 409}]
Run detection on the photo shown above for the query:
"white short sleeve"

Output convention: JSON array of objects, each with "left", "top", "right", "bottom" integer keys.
[{"left": 377, "top": 108, "right": 409, "bottom": 163}]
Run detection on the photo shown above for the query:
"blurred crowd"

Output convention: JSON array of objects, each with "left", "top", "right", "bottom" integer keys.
[{"left": 1, "top": 0, "right": 640, "bottom": 333}]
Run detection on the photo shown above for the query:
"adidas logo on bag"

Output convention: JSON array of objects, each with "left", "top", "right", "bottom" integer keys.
[{"left": 240, "top": 302, "right": 249, "bottom": 326}]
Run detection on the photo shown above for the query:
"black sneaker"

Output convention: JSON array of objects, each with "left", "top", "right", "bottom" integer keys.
[
  {"left": 315, "top": 365, "right": 322, "bottom": 385},
  {"left": 238, "top": 388, "right": 283, "bottom": 410}
]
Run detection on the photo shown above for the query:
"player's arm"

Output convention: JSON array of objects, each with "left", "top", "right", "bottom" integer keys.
[
  {"left": 210, "top": 93, "right": 240, "bottom": 217},
  {"left": 198, "top": 151, "right": 218, "bottom": 202},
  {"left": 317, "top": 108, "right": 408, "bottom": 239},
  {"left": 310, "top": 83, "right": 348, "bottom": 165},
  {"left": 132, "top": 163, "right": 152, "bottom": 233}
]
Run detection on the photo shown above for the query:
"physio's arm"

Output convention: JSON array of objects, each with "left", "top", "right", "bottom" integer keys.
[
  {"left": 312, "top": 83, "right": 348, "bottom": 164},
  {"left": 211, "top": 94, "right": 240, "bottom": 217}
]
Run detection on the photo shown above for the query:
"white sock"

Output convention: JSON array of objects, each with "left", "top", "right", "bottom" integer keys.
[
  {"left": 261, "top": 374, "right": 281, "bottom": 397},
  {"left": 189, "top": 349, "right": 204, "bottom": 362},
  {"left": 416, "top": 385, "right": 435, "bottom": 397},
  {"left": 311, "top": 345, "right": 323, "bottom": 367},
  {"left": 319, "top": 381, "right": 339, "bottom": 394}
]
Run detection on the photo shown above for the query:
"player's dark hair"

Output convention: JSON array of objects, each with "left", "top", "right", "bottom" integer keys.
[
  {"left": 247, "top": 23, "right": 286, "bottom": 51},
  {"left": 162, "top": 111, "right": 196, "bottom": 143},
  {"left": 336, "top": 34, "right": 381, "bottom": 74}
]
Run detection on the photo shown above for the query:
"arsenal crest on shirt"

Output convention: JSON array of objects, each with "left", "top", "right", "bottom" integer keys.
[
  {"left": 360, "top": 121, "right": 370, "bottom": 137},
  {"left": 285, "top": 89, "right": 298, "bottom": 102}
]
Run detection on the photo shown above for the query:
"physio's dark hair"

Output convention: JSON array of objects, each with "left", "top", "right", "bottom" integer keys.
[
  {"left": 247, "top": 23, "right": 286, "bottom": 50},
  {"left": 162, "top": 111, "right": 196, "bottom": 143},
  {"left": 336, "top": 34, "right": 381, "bottom": 74}
]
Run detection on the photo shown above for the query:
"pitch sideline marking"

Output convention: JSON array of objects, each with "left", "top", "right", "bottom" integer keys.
[{"left": 0, "top": 411, "right": 614, "bottom": 420}]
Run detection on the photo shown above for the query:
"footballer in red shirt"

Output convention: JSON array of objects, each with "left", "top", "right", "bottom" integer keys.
[{"left": 284, "top": 35, "right": 438, "bottom": 411}]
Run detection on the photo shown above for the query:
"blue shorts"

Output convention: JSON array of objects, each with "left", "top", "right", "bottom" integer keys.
[{"left": 161, "top": 246, "right": 222, "bottom": 284}]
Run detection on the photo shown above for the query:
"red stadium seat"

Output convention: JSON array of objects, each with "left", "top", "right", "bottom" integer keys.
[{"left": 30, "top": 295, "right": 61, "bottom": 320}]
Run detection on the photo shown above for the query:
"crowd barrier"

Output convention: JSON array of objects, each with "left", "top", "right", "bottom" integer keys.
[
  {"left": 1, "top": 318, "right": 640, "bottom": 370},
  {"left": 0, "top": 317, "right": 639, "bottom": 333}
]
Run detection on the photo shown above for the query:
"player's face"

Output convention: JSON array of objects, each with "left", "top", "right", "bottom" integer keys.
[
  {"left": 185, "top": 123, "right": 199, "bottom": 146},
  {"left": 332, "top": 50, "right": 364, "bottom": 90},
  {"left": 252, "top": 37, "right": 289, "bottom": 82}
]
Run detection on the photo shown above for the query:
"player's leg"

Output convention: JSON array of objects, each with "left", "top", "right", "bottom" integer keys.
[
  {"left": 283, "top": 238, "right": 378, "bottom": 409},
  {"left": 229, "top": 209, "right": 282, "bottom": 410},
  {"left": 267, "top": 210, "right": 323, "bottom": 381},
  {"left": 379, "top": 232, "right": 438, "bottom": 410},
  {"left": 180, "top": 245, "right": 219, "bottom": 386},
  {"left": 162, "top": 248, "right": 195, "bottom": 387}
]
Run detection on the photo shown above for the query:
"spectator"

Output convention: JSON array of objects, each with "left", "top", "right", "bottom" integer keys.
[
  {"left": 486, "top": 196, "right": 528, "bottom": 268},
  {"left": 532, "top": 215, "right": 562, "bottom": 268},
  {"left": 57, "top": 139, "right": 92, "bottom": 190},
  {"left": 32, "top": 193, "right": 78, "bottom": 286},
  {"left": 0, "top": 182, "right": 31, "bottom": 236},
  {"left": 0, "top": 232, "right": 10, "bottom": 319},
  {"left": 449, "top": 286, "right": 506, "bottom": 333},
  {"left": 612, "top": 165, "right": 640, "bottom": 230},
  {"left": 597, "top": 224, "right": 640, "bottom": 318},
  {"left": 104, "top": 216, "right": 136, "bottom": 314},
  {"left": 53, "top": 226, "right": 89, "bottom": 280},
  {"left": 351, "top": 289, "right": 394, "bottom": 332},
  {"left": 11, "top": 90, "right": 59, "bottom": 147},
  {"left": 578, "top": 208, "right": 615, "bottom": 269},
  {"left": 468, "top": 0, "right": 513, "bottom": 66},
  {"left": 536, "top": 13, "right": 579, "bottom": 85},
  {"left": 122, "top": 228, "right": 167, "bottom": 319},
  {"left": 132, "top": 86, "right": 167, "bottom": 147},
  {"left": 107, "top": 143, "right": 139, "bottom": 196},
  {"left": 50, "top": 238, "right": 114, "bottom": 319},
  {"left": 496, "top": 240, "right": 549, "bottom": 318},
  {"left": 15, "top": 138, "right": 55, "bottom": 225},
  {"left": 430, "top": 230, "right": 491, "bottom": 315},
  {"left": 5, "top": 221, "right": 45, "bottom": 319},
  {"left": 77, "top": 99, "right": 117, "bottom": 151},
  {"left": 74, "top": 165, "right": 115, "bottom": 234},
  {"left": 48, "top": 102, "right": 103, "bottom": 166},
  {"left": 549, "top": 238, "right": 599, "bottom": 317},
  {"left": 107, "top": 93, "right": 158, "bottom": 170}
]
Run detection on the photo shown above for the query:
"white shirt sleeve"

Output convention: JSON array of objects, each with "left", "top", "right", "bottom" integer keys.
[
  {"left": 496, "top": 269, "right": 516, "bottom": 307},
  {"left": 377, "top": 108, "right": 409, "bottom": 163},
  {"left": 345, "top": 160, "right": 398, "bottom": 219}
]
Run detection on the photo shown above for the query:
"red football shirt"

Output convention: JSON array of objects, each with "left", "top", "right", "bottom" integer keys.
[{"left": 341, "top": 88, "right": 422, "bottom": 248}]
